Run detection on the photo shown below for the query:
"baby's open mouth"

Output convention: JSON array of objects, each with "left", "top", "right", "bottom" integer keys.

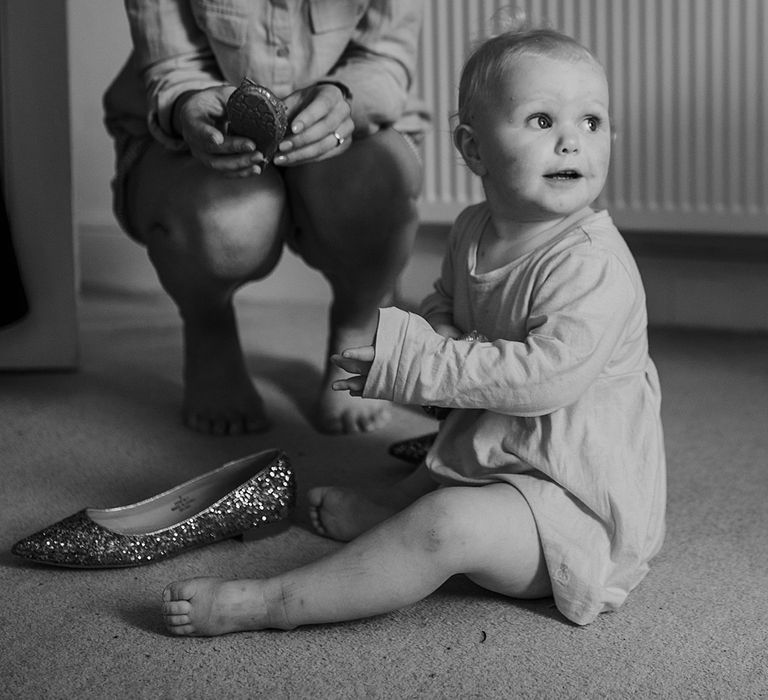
[{"left": 545, "top": 170, "right": 582, "bottom": 180}]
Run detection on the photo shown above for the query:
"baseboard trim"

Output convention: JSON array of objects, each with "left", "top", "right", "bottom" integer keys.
[
  {"left": 623, "top": 231, "right": 768, "bottom": 262},
  {"left": 79, "top": 223, "right": 768, "bottom": 333},
  {"left": 78, "top": 223, "right": 332, "bottom": 304}
]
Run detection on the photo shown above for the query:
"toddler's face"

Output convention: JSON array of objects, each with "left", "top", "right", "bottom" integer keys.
[{"left": 471, "top": 54, "right": 611, "bottom": 222}]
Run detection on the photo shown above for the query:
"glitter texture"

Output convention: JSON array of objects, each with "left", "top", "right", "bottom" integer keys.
[{"left": 11, "top": 450, "right": 296, "bottom": 568}]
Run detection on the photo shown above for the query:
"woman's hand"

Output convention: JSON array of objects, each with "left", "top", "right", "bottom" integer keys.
[
  {"left": 330, "top": 345, "right": 374, "bottom": 396},
  {"left": 273, "top": 83, "right": 353, "bottom": 166},
  {"left": 174, "top": 86, "right": 269, "bottom": 178}
]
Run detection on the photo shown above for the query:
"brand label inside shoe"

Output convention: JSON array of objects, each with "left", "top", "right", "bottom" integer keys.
[{"left": 171, "top": 495, "right": 196, "bottom": 512}]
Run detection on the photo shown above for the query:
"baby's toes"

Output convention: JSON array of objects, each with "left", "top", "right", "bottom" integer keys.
[
  {"left": 164, "top": 611, "right": 192, "bottom": 627},
  {"left": 162, "top": 599, "right": 192, "bottom": 616},
  {"left": 307, "top": 488, "right": 328, "bottom": 535},
  {"left": 308, "top": 505, "right": 326, "bottom": 536},
  {"left": 166, "top": 621, "right": 196, "bottom": 636},
  {"left": 307, "top": 486, "right": 326, "bottom": 510},
  {"left": 163, "top": 578, "right": 198, "bottom": 602}
]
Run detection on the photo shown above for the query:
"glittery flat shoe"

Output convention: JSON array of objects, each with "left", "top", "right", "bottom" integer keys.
[
  {"left": 11, "top": 449, "right": 295, "bottom": 569},
  {"left": 388, "top": 433, "right": 438, "bottom": 465}
]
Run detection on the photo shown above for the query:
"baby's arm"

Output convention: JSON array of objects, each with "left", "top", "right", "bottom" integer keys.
[{"left": 364, "top": 251, "right": 637, "bottom": 416}]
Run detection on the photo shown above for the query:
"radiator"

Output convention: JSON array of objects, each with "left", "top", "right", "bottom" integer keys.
[{"left": 414, "top": 0, "right": 768, "bottom": 234}]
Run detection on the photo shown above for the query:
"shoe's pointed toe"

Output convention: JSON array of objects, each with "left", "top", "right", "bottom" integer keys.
[
  {"left": 11, "top": 449, "right": 296, "bottom": 568},
  {"left": 11, "top": 511, "right": 127, "bottom": 567}
]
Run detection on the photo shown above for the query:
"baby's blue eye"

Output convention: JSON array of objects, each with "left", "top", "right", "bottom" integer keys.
[{"left": 529, "top": 114, "right": 552, "bottom": 129}]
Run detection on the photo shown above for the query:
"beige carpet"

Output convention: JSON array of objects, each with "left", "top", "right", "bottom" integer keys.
[{"left": 1, "top": 290, "right": 767, "bottom": 699}]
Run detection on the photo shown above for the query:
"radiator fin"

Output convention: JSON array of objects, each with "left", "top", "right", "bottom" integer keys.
[{"left": 415, "top": 0, "right": 768, "bottom": 233}]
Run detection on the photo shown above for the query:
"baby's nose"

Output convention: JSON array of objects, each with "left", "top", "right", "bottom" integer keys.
[{"left": 556, "top": 128, "right": 580, "bottom": 154}]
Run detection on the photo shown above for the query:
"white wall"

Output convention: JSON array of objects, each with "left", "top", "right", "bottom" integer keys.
[
  {"left": 68, "top": 1, "right": 131, "bottom": 229},
  {"left": 67, "top": 1, "right": 157, "bottom": 292}
]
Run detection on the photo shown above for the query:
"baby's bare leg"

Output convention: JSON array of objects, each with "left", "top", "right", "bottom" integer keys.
[
  {"left": 308, "top": 462, "right": 436, "bottom": 541},
  {"left": 163, "top": 483, "right": 550, "bottom": 636}
]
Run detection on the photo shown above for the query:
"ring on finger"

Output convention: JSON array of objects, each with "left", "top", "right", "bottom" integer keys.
[{"left": 333, "top": 131, "right": 345, "bottom": 147}]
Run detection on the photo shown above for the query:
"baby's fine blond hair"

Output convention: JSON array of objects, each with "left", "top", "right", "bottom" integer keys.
[{"left": 457, "top": 10, "right": 600, "bottom": 125}]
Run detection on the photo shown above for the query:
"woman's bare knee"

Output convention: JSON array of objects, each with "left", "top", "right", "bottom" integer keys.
[
  {"left": 185, "top": 197, "right": 285, "bottom": 280},
  {"left": 286, "top": 130, "right": 421, "bottom": 239},
  {"left": 288, "top": 128, "right": 421, "bottom": 201},
  {"left": 283, "top": 130, "right": 421, "bottom": 286},
  {"left": 134, "top": 159, "right": 289, "bottom": 282}
]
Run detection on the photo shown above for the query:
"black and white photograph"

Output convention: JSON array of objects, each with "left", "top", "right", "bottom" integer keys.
[{"left": 1, "top": 1, "right": 766, "bottom": 697}]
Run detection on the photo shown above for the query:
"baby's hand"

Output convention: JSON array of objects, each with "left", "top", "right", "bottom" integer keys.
[
  {"left": 426, "top": 313, "right": 463, "bottom": 339},
  {"left": 331, "top": 345, "right": 374, "bottom": 396},
  {"left": 433, "top": 323, "right": 463, "bottom": 340}
]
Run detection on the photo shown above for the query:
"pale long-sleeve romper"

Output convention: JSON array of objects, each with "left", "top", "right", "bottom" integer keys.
[{"left": 364, "top": 203, "right": 666, "bottom": 625}]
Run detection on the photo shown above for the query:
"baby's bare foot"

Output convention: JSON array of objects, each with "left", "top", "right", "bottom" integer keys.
[
  {"left": 308, "top": 486, "right": 398, "bottom": 541},
  {"left": 163, "top": 576, "right": 269, "bottom": 636},
  {"left": 182, "top": 318, "right": 270, "bottom": 435}
]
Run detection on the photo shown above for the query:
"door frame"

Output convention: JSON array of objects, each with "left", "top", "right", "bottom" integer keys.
[{"left": 0, "top": 1, "right": 78, "bottom": 369}]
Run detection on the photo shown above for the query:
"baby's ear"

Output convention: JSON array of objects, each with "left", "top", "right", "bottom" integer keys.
[{"left": 453, "top": 124, "right": 486, "bottom": 176}]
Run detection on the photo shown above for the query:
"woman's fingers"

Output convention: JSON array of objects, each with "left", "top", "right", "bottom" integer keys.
[{"left": 275, "top": 84, "right": 352, "bottom": 165}]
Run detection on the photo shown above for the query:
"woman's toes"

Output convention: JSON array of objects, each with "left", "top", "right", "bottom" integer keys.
[{"left": 245, "top": 415, "right": 270, "bottom": 433}]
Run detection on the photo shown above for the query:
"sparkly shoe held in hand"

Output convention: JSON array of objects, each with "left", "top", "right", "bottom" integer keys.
[
  {"left": 11, "top": 449, "right": 295, "bottom": 568},
  {"left": 226, "top": 78, "right": 287, "bottom": 162}
]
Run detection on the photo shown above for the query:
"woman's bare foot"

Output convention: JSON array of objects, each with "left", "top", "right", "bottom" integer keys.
[
  {"left": 314, "top": 320, "right": 391, "bottom": 434},
  {"left": 163, "top": 576, "right": 270, "bottom": 636},
  {"left": 315, "top": 359, "right": 391, "bottom": 434},
  {"left": 182, "top": 318, "right": 270, "bottom": 435},
  {"left": 308, "top": 486, "right": 399, "bottom": 541}
]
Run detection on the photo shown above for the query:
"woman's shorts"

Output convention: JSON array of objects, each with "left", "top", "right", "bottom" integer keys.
[{"left": 110, "top": 132, "right": 154, "bottom": 241}]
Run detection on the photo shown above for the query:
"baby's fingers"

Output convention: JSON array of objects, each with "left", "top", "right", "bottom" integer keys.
[
  {"left": 331, "top": 350, "right": 372, "bottom": 375},
  {"left": 340, "top": 346, "right": 375, "bottom": 362}
]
